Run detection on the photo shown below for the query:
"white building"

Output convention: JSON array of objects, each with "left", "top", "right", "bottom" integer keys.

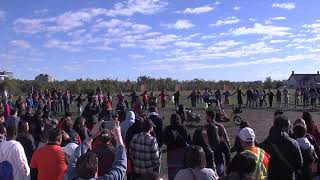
[
  {"left": 0, "top": 71, "right": 14, "bottom": 81},
  {"left": 287, "top": 71, "right": 320, "bottom": 88}
]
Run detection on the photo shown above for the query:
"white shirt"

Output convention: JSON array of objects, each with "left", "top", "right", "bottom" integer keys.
[{"left": 0, "top": 140, "right": 30, "bottom": 180}]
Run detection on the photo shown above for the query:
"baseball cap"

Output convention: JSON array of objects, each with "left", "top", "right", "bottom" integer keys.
[
  {"left": 238, "top": 127, "right": 255, "bottom": 143},
  {"left": 61, "top": 143, "right": 79, "bottom": 156},
  {"left": 142, "top": 119, "right": 156, "bottom": 131}
]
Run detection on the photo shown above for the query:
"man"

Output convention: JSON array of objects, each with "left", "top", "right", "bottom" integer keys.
[
  {"left": 63, "top": 90, "right": 71, "bottom": 115},
  {"left": 205, "top": 110, "right": 231, "bottom": 176},
  {"left": 64, "top": 121, "right": 127, "bottom": 180},
  {"left": 130, "top": 119, "right": 160, "bottom": 179},
  {"left": 238, "top": 127, "right": 270, "bottom": 180},
  {"left": 0, "top": 125, "right": 30, "bottom": 180},
  {"left": 245, "top": 88, "right": 253, "bottom": 108},
  {"left": 158, "top": 89, "right": 169, "bottom": 108},
  {"left": 22, "top": 106, "right": 34, "bottom": 125},
  {"left": 26, "top": 94, "right": 33, "bottom": 109},
  {"left": 5, "top": 108, "right": 20, "bottom": 128},
  {"left": 173, "top": 91, "right": 180, "bottom": 108},
  {"left": 148, "top": 106, "right": 163, "bottom": 148},
  {"left": 31, "top": 128, "right": 67, "bottom": 180},
  {"left": 268, "top": 89, "right": 274, "bottom": 108},
  {"left": 92, "top": 129, "right": 116, "bottom": 177},
  {"left": 260, "top": 115, "right": 303, "bottom": 180},
  {"left": 187, "top": 90, "right": 197, "bottom": 110}
]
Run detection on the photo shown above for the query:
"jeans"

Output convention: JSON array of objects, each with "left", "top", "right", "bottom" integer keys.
[{"left": 216, "top": 163, "right": 224, "bottom": 176}]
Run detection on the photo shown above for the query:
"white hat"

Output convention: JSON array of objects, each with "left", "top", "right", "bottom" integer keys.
[
  {"left": 61, "top": 143, "right": 78, "bottom": 156},
  {"left": 238, "top": 127, "right": 255, "bottom": 143}
]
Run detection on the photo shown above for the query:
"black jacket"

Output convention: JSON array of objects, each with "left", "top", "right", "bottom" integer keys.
[
  {"left": 163, "top": 125, "right": 191, "bottom": 150},
  {"left": 149, "top": 115, "right": 163, "bottom": 148},
  {"left": 260, "top": 127, "right": 303, "bottom": 180}
]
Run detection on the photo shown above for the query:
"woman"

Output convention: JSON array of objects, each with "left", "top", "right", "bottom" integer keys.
[
  {"left": 16, "top": 120, "right": 36, "bottom": 163},
  {"left": 73, "top": 116, "right": 90, "bottom": 141},
  {"left": 163, "top": 114, "right": 191, "bottom": 180},
  {"left": 174, "top": 145, "right": 219, "bottom": 180},
  {"left": 303, "top": 111, "right": 320, "bottom": 144},
  {"left": 193, "top": 128, "right": 216, "bottom": 171}
]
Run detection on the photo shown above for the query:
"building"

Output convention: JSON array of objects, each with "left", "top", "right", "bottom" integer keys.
[
  {"left": 35, "top": 74, "right": 54, "bottom": 82},
  {"left": 0, "top": 71, "right": 14, "bottom": 81},
  {"left": 287, "top": 71, "right": 320, "bottom": 88}
]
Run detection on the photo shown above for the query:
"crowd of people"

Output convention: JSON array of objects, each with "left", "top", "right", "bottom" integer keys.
[{"left": 1, "top": 87, "right": 320, "bottom": 180}]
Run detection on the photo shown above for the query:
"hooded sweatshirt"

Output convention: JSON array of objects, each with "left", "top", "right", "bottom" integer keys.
[{"left": 120, "top": 111, "right": 135, "bottom": 142}]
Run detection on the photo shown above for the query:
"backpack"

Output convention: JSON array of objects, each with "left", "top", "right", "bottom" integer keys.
[{"left": 0, "top": 143, "right": 14, "bottom": 180}]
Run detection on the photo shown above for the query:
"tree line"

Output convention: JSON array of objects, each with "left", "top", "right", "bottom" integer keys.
[{"left": 0, "top": 76, "right": 286, "bottom": 95}]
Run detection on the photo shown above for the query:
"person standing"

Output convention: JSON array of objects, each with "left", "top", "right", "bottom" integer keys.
[
  {"left": 276, "top": 89, "right": 282, "bottom": 108},
  {"left": 158, "top": 89, "right": 169, "bottom": 108},
  {"left": 173, "top": 91, "right": 180, "bottom": 108},
  {"left": 268, "top": 89, "right": 274, "bottom": 108},
  {"left": 222, "top": 90, "right": 231, "bottom": 108},
  {"left": 75, "top": 94, "right": 85, "bottom": 115},
  {"left": 129, "top": 119, "right": 160, "bottom": 179},
  {"left": 187, "top": 90, "right": 197, "bottom": 110},
  {"left": 232, "top": 88, "right": 244, "bottom": 108},
  {"left": 31, "top": 128, "right": 67, "bottom": 180},
  {"left": 238, "top": 127, "right": 270, "bottom": 180},
  {"left": 63, "top": 90, "right": 71, "bottom": 115},
  {"left": 260, "top": 115, "right": 303, "bottom": 180},
  {"left": 141, "top": 91, "right": 149, "bottom": 110},
  {"left": 295, "top": 88, "right": 301, "bottom": 108},
  {"left": 245, "top": 88, "right": 253, "bottom": 108},
  {"left": 0, "top": 125, "right": 30, "bottom": 180},
  {"left": 283, "top": 87, "right": 289, "bottom": 108}
]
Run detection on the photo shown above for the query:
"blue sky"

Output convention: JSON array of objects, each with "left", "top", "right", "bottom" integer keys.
[{"left": 1, "top": 0, "right": 320, "bottom": 81}]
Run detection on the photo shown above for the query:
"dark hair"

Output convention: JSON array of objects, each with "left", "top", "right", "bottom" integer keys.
[
  {"left": 293, "top": 125, "right": 306, "bottom": 138},
  {"left": 148, "top": 106, "right": 157, "bottom": 113},
  {"left": 193, "top": 128, "right": 210, "bottom": 149},
  {"left": 206, "top": 110, "right": 216, "bottom": 119},
  {"left": 170, "top": 114, "right": 181, "bottom": 126},
  {"left": 6, "top": 125, "right": 17, "bottom": 139},
  {"left": 0, "top": 123, "right": 6, "bottom": 135},
  {"left": 18, "top": 120, "right": 28, "bottom": 133},
  {"left": 274, "top": 109, "right": 284, "bottom": 117},
  {"left": 239, "top": 121, "right": 250, "bottom": 129},
  {"left": 73, "top": 116, "right": 85, "bottom": 129},
  {"left": 139, "top": 172, "right": 161, "bottom": 180},
  {"left": 184, "top": 145, "right": 207, "bottom": 169},
  {"left": 302, "top": 111, "right": 313, "bottom": 128},
  {"left": 206, "top": 124, "right": 220, "bottom": 147},
  {"left": 65, "top": 112, "right": 73, "bottom": 118},
  {"left": 227, "top": 153, "right": 256, "bottom": 179},
  {"left": 99, "top": 129, "right": 111, "bottom": 143},
  {"left": 273, "top": 115, "right": 289, "bottom": 130},
  {"left": 48, "top": 128, "right": 62, "bottom": 142},
  {"left": 10, "top": 108, "right": 17, "bottom": 116},
  {"left": 76, "top": 152, "right": 98, "bottom": 179}
]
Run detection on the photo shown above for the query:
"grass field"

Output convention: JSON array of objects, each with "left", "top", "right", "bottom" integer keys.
[{"left": 47, "top": 90, "right": 320, "bottom": 179}]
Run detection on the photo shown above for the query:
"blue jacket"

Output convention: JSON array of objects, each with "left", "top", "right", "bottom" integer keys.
[{"left": 63, "top": 142, "right": 127, "bottom": 180}]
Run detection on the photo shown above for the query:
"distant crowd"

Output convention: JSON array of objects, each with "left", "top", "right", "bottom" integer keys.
[{"left": 1, "top": 88, "right": 320, "bottom": 180}]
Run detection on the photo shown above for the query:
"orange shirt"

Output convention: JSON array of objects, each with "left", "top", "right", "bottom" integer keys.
[{"left": 31, "top": 144, "right": 67, "bottom": 180}]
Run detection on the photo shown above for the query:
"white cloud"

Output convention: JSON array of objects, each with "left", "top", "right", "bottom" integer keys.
[
  {"left": 44, "top": 39, "right": 80, "bottom": 52},
  {"left": 272, "top": 3, "right": 296, "bottom": 10},
  {"left": 34, "top": 9, "right": 49, "bottom": 15},
  {"left": 270, "top": 16, "right": 286, "bottom": 20},
  {"left": 0, "top": 10, "right": 6, "bottom": 21},
  {"left": 233, "top": 6, "right": 241, "bottom": 11},
  {"left": 182, "top": 5, "right": 214, "bottom": 14},
  {"left": 168, "top": 20, "right": 195, "bottom": 30},
  {"left": 14, "top": 0, "right": 166, "bottom": 34},
  {"left": 270, "top": 39, "right": 289, "bottom": 44},
  {"left": 211, "top": 17, "right": 239, "bottom": 26},
  {"left": 231, "top": 23, "right": 291, "bottom": 36},
  {"left": 141, "top": 34, "right": 179, "bottom": 49},
  {"left": 174, "top": 41, "right": 203, "bottom": 48},
  {"left": 10, "top": 40, "right": 31, "bottom": 49},
  {"left": 303, "top": 21, "right": 320, "bottom": 34}
]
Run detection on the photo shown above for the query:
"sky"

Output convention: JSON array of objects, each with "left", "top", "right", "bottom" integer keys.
[{"left": 1, "top": 0, "right": 320, "bottom": 81}]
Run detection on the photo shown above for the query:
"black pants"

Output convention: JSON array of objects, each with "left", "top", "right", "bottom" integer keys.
[
  {"left": 161, "top": 100, "right": 166, "bottom": 108},
  {"left": 143, "top": 101, "right": 147, "bottom": 110},
  {"left": 269, "top": 98, "right": 273, "bottom": 107},
  {"left": 64, "top": 103, "right": 70, "bottom": 115}
]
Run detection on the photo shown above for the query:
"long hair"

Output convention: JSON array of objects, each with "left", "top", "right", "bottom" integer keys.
[
  {"left": 184, "top": 145, "right": 207, "bottom": 169},
  {"left": 193, "top": 128, "right": 210, "bottom": 149}
]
